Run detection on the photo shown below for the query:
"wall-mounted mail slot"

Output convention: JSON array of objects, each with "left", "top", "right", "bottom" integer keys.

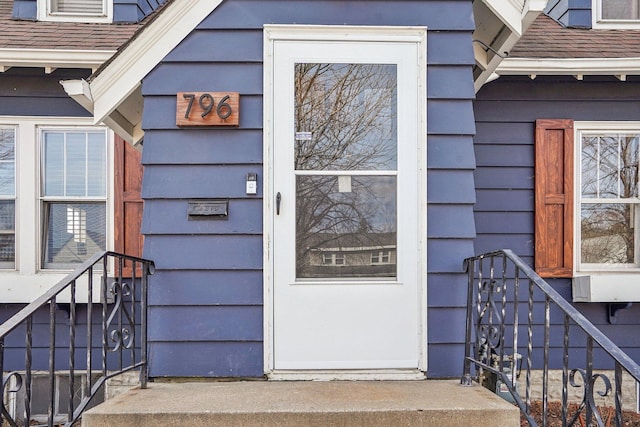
[{"left": 188, "top": 200, "right": 228, "bottom": 220}]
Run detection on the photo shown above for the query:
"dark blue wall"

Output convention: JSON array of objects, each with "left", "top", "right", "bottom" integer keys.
[
  {"left": 0, "top": 68, "right": 91, "bottom": 117},
  {"left": 141, "top": 0, "right": 477, "bottom": 378},
  {"left": 545, "top": 0, "right": 592, "bottom": 28},
  {"left": 474, "top": 75, "right": 640, "bottom": 367}
]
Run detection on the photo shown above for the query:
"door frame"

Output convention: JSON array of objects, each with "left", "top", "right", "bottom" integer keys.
[{"left": 262, "top": 25, "right": 428, "bottom": 378}]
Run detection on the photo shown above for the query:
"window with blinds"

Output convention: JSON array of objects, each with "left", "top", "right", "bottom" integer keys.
[
  {"left": 49, "top": 0, "right": 105, "bottom": 15},
  {"left": 41, "top": 130, "right": 107, "bottom": 268}
]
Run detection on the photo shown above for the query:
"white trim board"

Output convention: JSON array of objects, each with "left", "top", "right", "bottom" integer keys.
[
  {"left": 496, "top": 57, "right": 640, "bottom": 78},
  {"left": 0, "top": 49, "right": 114, "bottom": 73}
]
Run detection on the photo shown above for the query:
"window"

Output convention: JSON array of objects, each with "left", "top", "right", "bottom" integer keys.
[
  {"left": 594, "top": 0, "right": 640, "bottom": 27},
  {"left": 322, "top": 253, "right": 345, "bottom": 266},
  {"left": 535, "top": 120, "right": 640, "bottom": 301},
  {"left": 371, "top": 250, "right": 391, "bottom": 265},
  {"left": 38, "top": 0, "right": 112, "bottom": 22},
  {"left": 0, "top": 117, "right": 143, "bottom": 302},
  {"left": 41, "top": 129, "right": 107, "bottom": 268},
  {"left": 0, "top": 127, "right": 16, "bottom": 269},
  {"left": 578, "top": 128, "right": 640, "bottom": 270},
  {"left": 601, "top": 0, "right": 640, "bottom": 19}
]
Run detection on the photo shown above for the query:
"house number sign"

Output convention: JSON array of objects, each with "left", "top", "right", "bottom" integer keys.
[{"left": 176, "top": 92, "right": 239, "bottom": 126}]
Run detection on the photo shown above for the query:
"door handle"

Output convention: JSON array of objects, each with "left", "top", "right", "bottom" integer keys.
[{"left": 276, "top": 192, "right": 281, "bottom": 215}]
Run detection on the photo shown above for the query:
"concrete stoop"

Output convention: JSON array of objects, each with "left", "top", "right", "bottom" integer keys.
[{"left": 81, "top": 379, "right": 520, "bottom": 427}]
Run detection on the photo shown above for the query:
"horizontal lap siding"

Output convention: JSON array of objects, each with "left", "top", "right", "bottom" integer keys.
[
  {"left": 0, "top": 70, "right": 91, "bottom": 117},
  {"left": 474, "top": 75, "right": 640, "bottom": 368},
  {"left": 0, "top": 304, "right": 139, "bottom": 371},
  {"left": 142, "top": 0, "right": 476, "bottom": 378}
]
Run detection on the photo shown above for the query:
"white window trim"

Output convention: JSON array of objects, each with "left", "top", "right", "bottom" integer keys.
[
  {"left": 0, "top": 117, "right": 114, "bottom": 303},
  {"left": 592, "top": 0, "right": 640, "bottom": 29},
  {"left": 572, "top": 121, "right": 640, "bottom": 302},
  {"left": 37, "top": 0, "right": 113, "bottom": 23}
]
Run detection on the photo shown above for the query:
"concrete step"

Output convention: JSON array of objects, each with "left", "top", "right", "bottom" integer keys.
[{"left": 82, "top": 379, "right": 519, "bottom": 427}]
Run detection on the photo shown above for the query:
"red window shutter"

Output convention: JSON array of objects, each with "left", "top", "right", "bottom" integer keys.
[
  {"left": 535, "top": 119, "right": 574, "bottom": 278},
  {"left": 114, "top": 135, "right": 144, "bottom": 277}
]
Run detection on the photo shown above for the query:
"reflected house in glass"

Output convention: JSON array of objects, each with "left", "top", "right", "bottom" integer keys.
[{"left": 301, "top": 232, "right": 396, "bottom": 279}]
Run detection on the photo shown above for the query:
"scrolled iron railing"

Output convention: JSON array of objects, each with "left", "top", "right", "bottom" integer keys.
[
  {"left": 0, "top": 251, "right": 154, "bottom": 427},
  {"left": 461, "top": 249, "right": 640, "bottom": 427}
]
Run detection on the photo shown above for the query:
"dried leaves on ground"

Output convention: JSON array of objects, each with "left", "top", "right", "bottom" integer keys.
[{"left": 522, "top": 401, "right": 640, "bottom": 426}]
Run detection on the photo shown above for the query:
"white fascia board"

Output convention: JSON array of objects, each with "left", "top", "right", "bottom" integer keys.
[
  {"left": 497, "top": 57, "right": 640, "bottom": 76},
  {"left": 90, "top": 0, "right": 224, "bottom": 126},
  {"left": 0, "top": 48, "right": 113, "bottom": 71},
  {"left": 481, "top": 0, "right": 523, "bottom": 35}
]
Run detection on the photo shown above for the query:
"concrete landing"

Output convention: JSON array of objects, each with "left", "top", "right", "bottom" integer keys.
[
  {"left": 82, "top": 379, "right": 519, "bottom": 427},
  {"left": 82, "top": 380, "right": 520, "bottom": 427}
]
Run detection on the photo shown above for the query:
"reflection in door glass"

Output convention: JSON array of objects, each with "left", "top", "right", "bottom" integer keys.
[
  {"left": 294, "top": 63, "right": 397, "bottom": 171},
  {"left": 296, "top": 175, "right": 397, "bottom": 279}
]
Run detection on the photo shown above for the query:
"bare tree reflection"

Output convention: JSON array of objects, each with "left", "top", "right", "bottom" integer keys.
[
  {"left": 294, "top": 63, "right": 398, "bottom": 278},
  {"left": 581, "top": 135, "right": 639, "bottom": 264}
]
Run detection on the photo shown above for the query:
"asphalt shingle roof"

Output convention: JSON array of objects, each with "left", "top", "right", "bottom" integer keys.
[
  {"left": 510, "top": 14, "right": 640, "bottom": 59},
  {"left": 0, "top": 0, "right": 141, "bottom": 51}
]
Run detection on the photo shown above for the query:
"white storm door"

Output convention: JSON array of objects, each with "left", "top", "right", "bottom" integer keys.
[{"left": 271, "top": 33, "right": 425, "bottom": 370}]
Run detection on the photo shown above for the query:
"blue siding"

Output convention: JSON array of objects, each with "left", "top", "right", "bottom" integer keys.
[
  {"left": 148, "top": 271, "right": 263, "bottom": 306},
  {"left": 199, "top": 0, "right": 475, "bottom": 31},
  {"left": 0, "top": 69, "right": 92, "bottom": 117},
  {"left": 545, "top": 0, "right": 592, "bottom": 28},
  {"left": 474, "top": 75, "right": 640, "bottom": 368},
  {"left": 141, "top": 0, "right": 477, "bottom": 378},
  {"left": 149, "top": 342, "right": 263, "bottom": 377},
  {"left": 0, "top": 304, "right": 138, "bottom": 371}
]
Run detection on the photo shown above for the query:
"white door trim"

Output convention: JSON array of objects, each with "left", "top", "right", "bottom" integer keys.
[{"left": 263, "top": 24, "right": 428, "bottom": 377}]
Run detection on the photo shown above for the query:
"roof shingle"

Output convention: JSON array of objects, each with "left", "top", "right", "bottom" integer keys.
[
  {"left": 0, "top": 0, "right": 141, "bottom": 51},
  {"left": 510, "top": 14, "right": 640, "bottom": 59}
]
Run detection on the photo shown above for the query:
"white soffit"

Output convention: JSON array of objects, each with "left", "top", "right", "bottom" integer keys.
[
  {"left": 89, "top": 0, "right": 225, "bottom": 136},
  {"left": 0, "top": 49, "right": 114, "bottom": 73}
]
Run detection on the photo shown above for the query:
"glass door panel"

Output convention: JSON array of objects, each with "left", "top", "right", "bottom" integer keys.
[{"left": 294, "top": 63, "right": 398, "bottom": 282}]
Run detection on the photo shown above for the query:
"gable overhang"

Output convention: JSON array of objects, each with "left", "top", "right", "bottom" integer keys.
[
  {"left": 61, "top": 0, "right": 224, "bottom": 146},
  {"left": 473, "top": 0, "right": 548, "bottom": 92},
  {"left": 496, "top": 57, "right": 640, "bottom": 81}
]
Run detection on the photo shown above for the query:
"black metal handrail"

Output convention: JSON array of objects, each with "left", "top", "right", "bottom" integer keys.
[
  {"left": 461, "top": 249, "right": 640, "bottom": 427},
  {"left": 0, "top": 251, "right": 154, "bottom": 427}
]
